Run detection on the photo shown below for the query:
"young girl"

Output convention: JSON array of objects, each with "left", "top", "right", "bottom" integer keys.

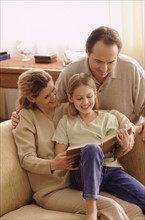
[{"left": 52, "top": 72, "right": 145, "bottom": 220}]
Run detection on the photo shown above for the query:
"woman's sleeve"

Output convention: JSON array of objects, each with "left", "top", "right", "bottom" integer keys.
[{"left": 12, "top": 110, "right": 53, "bottom": 175}]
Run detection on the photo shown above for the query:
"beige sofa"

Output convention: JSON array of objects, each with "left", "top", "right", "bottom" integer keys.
[{"left": 0, "top": 120, "right": 145, "bottom": 220}]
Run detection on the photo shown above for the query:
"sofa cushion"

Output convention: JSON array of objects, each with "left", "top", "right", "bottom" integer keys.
[
  {"left": 0, "top": 204, "right": 85, "bottom": 220},
  {"left": 0, "top": 120, "right": 32, "bottom": 216},
  {"left": 100, "top": 192, "right": 144, "bottom": 220}
]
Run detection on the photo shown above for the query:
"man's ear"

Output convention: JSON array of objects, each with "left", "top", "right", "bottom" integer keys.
[{"left": 67, "top": 93, "right": 73, "bottom": 103}]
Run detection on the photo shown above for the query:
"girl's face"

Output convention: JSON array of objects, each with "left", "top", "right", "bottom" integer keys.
[
  {"left": 68, "top": 85, "right": 97, "bottom": 116},
  {"left": 29, "top": 80, "right": 58, "bottom": 111}
]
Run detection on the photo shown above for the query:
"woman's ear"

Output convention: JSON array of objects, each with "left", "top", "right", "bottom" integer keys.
[
  {"left": 67, "top": 93, "right": 73, "bottom": 103},
  {"left": 27, "top": 96, "right": 35, "bottom": 103}
]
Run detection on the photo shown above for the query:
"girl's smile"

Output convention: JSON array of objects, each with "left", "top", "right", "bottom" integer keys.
[{"left": 68, "top": 84, "right": 97, "bottom": 117}]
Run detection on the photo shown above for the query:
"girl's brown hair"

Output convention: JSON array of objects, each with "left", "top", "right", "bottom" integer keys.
[{"left": 67, "top": 72, "right": 99, "bottom": 117}]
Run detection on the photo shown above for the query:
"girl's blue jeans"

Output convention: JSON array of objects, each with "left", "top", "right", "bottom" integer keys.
[{"left": 70, "top": 144, "right": 145, "bottom": 214}]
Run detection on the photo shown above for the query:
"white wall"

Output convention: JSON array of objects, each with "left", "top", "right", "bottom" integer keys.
[
  {"left": 1, "top": 0, "right": 122, "bottom": 58},
  {"left": 1, "top": 0, "right": 121, "bottom": 119}
]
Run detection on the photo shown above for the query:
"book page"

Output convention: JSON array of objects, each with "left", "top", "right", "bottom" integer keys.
[
  {"left": 66, "top": 137, "right": 115, "bottom": 156},
  {"left": 100, "top": 134, "right": 118, "bottom": 153},
  {"left": 66, "top": 128, "right": 132, "bottom": 156}
]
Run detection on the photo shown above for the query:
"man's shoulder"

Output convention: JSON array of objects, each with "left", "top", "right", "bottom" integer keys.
[
  {"left": 65, "top": 56, "right": 87, "bottom": 70},
  {"left": 117, "top": 54, "right": 144, "bottom": 76},
  {"left": 118, "top": 54, "right": 141, "bottom": 67}
]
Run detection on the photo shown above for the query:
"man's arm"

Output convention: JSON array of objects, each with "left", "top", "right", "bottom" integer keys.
[
  {"left": 109, "top": 109, "right": 136, "bottom": 135},
  {"left": 11, "top": 111, "right": 20, "bottom": 128}
]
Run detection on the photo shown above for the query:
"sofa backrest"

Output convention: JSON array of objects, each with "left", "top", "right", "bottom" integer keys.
[
  {"left": 0, "top": 120, "right": 32, "bottom": 216},
  {"left": 119, "top": 130, "right": 145, "bottom": 185}
]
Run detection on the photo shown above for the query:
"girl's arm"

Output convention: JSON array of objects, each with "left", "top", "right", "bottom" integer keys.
[
  {"left": 114, "top": 128, "right": 135, "bottom": 158},
  {"left": 55, "top": 143, "right": 68, "bottom": 155}
]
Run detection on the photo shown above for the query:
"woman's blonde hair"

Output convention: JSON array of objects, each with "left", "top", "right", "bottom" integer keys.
[
  {"left": 67, "top": 72, "right": 99, "bottom": 117},
  {"left": 16, "top": 69, "right": 52, "bottom": 110}
]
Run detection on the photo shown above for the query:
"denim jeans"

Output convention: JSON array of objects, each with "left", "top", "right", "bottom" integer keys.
[{"left": 70, "top": 144, "right": 145, "bottom": 214}]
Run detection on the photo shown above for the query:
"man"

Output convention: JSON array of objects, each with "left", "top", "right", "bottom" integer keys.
[{"left": 55, "top": 26, "right": 145, "bottom": 140}]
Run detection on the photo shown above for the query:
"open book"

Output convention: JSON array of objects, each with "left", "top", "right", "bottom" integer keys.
[{"left": 67, "top": 128, "right": 131, "bottom": 156}]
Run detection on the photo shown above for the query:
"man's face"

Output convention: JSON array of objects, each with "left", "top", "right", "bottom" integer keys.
[{"left": 88, "top": 40, "right": 119, "bottom": 83}]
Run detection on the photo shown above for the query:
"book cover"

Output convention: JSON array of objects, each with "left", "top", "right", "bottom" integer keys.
[{"left": 66, "top": 128, "right": 131, "bottom": 156}]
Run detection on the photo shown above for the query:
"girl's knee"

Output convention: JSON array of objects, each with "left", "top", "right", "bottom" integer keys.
[{"left": 81, "top": 144, "right": 104, "bottom": 159}]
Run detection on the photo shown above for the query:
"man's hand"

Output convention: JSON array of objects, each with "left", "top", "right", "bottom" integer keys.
[
  {"left": 11, "top": 111, "right": 20, "bottom": 129},
  {"left": 138, "top": 122, "right": 145, "bottom": 141}
]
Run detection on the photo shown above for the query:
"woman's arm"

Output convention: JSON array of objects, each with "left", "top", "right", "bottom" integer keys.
[
  {"left": 51, "top": 143, "right": 78, "bottom": 171},
  {"left": 50, "top": 151, "right": 78, "bottom": 171},
  {"left": 52, "top": 143, "right": 79, "bottom": 171},
  {"left": 12, "top": 109, "right": 76, "bottom": 174}
]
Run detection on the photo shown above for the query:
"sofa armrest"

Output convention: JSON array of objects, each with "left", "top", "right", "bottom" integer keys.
[
  {"left": 119, "top": 131, "right": 145, "bottom": 185},
  {"left": 0, "top": 120, "right": 33, "bottom": 216}
]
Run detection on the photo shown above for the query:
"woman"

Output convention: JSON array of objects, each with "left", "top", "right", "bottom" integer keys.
[{"left": 12, "top": 68, "right": 132, "bottom": 219}]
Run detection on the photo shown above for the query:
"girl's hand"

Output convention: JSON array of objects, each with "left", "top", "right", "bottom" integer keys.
[
  {"left": 50, "top": 151, "right": 79, "bottom": 171},
  {"left": 11, "top": 111, "right": 20, "bottom": 129},
  {"left": 115, "top": 128, "right": 134, "bottom": 157}
]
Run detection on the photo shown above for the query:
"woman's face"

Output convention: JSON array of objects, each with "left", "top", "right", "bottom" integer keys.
[{"left": 31, "top": 80, "right": 58, "bottom": 110}]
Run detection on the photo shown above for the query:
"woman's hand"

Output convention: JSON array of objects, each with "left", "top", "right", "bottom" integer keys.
[
  {"left": 114, "top": 128, "right": 135, "bottom": 158},
  {"left": 138, "top": 122, "right": 145, "bottom": 142},
  {"left": 50, "top": 151, "right": 79, "bottom": 171},
  {"left": 11, "top": 111, "right": 20, "bottom": 129}
]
